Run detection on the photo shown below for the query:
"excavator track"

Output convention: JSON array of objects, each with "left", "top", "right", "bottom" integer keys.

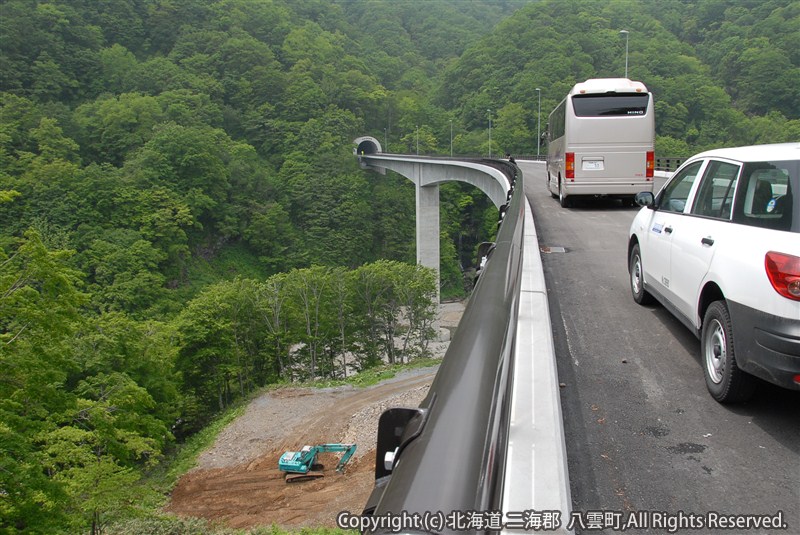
[{"left": 284, "top": 471, "right": 325, "bottom": 483}]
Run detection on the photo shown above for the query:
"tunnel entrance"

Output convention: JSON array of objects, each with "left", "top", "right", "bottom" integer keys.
[{"left": 353, "top": 136, "right": 382, "bottom": 155}]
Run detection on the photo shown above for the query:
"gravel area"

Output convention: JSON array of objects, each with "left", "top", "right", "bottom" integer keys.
[
  {"left": 194, "top": 301, "right": 464, "bottom": 470},
  {"left": 168, "top": 301, "right": 464, "bottom": 530}
]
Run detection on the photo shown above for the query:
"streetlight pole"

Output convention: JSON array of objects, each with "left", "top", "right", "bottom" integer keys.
[
  {"left": 487, "top": 109, "right": 492, "bottom": 158},
  {"left": 620, "top": 30, "right": 629, "bottom": 78},
  {"left": 416, "top": 125, "right": 419, "bottom": 155},
  {"left": 535, "top": 88, "right": 541, "bottom": 158},
  {"left": 384, "top": 127, "right": 387, "bottom": 152},
  {"left": 450, "top": 120, "right": 453, "bottom": 157}
]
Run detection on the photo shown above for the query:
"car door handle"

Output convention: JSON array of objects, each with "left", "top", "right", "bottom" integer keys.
[
  {"left": 701, "top": 237, "right": 715, "bottom": 246},
  {"left": 664, "top": 226, "right": 673, "bottom": 234}
]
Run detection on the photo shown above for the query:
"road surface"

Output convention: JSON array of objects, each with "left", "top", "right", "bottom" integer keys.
[{"left": 519, "top": 161, "right": 799, "bottom": 534}]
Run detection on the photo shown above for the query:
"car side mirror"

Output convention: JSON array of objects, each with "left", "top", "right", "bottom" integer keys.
[{"left": 635, "top": 191, "right": 655, "bottom": 208}]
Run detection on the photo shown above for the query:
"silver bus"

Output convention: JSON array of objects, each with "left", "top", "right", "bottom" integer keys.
[{"left": 545, "top": 78, "right": 655, "bottom": 207}]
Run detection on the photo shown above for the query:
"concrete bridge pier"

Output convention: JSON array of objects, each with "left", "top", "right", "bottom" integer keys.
[{"left": 415, "top": 172, "right": 440, "bottom": 282}]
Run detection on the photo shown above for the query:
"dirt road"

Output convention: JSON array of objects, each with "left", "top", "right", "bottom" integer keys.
[{"left": 166, "top": 369, "right": 437, "bottom": 530}]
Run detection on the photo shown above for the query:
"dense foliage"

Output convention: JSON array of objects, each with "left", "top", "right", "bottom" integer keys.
[
  {"left": 437, "top": 0, "right": 799, "bottom": 157},
  {"left": 1, "top": 0, "right": 797, "bottom": 532}
]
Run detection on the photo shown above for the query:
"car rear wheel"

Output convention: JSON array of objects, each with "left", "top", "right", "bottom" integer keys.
[
  {"left": 701, "top": 300, "right": 756, "bottom": 403},
  {"left": 629, "top": 243, "right": 654, "bottom": 305}
]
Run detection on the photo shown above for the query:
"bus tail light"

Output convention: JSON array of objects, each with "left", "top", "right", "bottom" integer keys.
[
  {"left": 566, "top": 152, "right": 575, "bottom": 180},
  {"left": 646, "top": 151, "right": 655, "bottom": 180},
  {"left": 765, "top": 251, "right": 800, "bottom": 301}
]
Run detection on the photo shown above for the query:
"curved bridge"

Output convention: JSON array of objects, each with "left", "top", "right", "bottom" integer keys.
[
  {"left": 355, "top": 136, "right": 511, "bottom": 208},
  {"left": 353, "top": 138, "right": 572, "bottom": 534},
  {"left": 354, "top": 136, "right": 512, "bottom": 299}
]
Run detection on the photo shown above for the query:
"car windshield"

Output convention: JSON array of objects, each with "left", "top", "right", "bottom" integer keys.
[{"left": 733, "top": 160, "right": 799, "bottom": 233}]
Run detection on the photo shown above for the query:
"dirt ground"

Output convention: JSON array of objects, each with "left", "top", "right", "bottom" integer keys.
[{"left": 165, "top": 302, "right": 464, "bottom": 531}]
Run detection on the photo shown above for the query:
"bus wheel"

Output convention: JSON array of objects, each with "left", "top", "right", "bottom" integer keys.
[
  {"left": 559, "top": 181, "right": 571, "bottom": 208},
  {"left": 548, "top": 173, "right": 557, "bottom": 198}
]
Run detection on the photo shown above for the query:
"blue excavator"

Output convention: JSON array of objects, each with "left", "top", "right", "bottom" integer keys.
[{"left": 278, "top": 443, "right": 357, "bottom": 483}]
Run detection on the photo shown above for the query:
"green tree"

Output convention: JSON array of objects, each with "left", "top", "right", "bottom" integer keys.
[
  {"left": 39, "top": 371, "right": 167, "bottom": 533},
  {"left": 285, "top": 266, "right": 335, "bottom": 379},
  {"left": 393, "top": 263, "right": 437, "bottom": 362},
  {"left": 0, "top": 230, "right": 85, "bottom": 532},
  {"left": 350, "top": 262, "right": 392, "bottom": 369},
  {"left": 253, "top": 273, "right": 292, "bottom": 381},
  {"left": 78, "top": 230, "right": 167, "bottom": 315},
  {"left": 73, "top": 92, "right": 165, "bottom": 166},
  {"left": 109, "top": 186, "right": 193, "bottom": 283},
  {"left": 494, "top": 102, "right": 533, "bottom": 156},
  {"left": 175, "top": 278, "right": 271, "bottom": 420},
  {"left": 243, "top": 202, "right": 297, "bottom": 273},
  {"left": 97, "top": 44, "right": 139, "bottom": 95}
]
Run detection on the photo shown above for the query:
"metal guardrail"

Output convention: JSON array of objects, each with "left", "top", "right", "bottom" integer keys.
[
  {"left": 654, "top": 157, "right": 685, "bottom": 172},
  {"left": 379, "top": 154, "right": 685, "bottom": 173},
  {"left": 362, "top": 159, "right": 525, "bottom": 533},
  {"left": 515, "top": 155, "right": 685, "bottom": 172}
]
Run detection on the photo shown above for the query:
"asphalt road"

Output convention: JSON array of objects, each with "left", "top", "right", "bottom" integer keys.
[{"left": 518, "top": 161, "right": 800, "bottom": 534}]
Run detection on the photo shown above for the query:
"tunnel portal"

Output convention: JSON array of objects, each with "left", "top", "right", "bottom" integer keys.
[{"left": 353, "top": 136, "right": 382, "bottom": 155}]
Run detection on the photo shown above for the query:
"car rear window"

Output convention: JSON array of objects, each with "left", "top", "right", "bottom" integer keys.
[
  {"left": 733, "top": 160, "right": 798, "bottom": 232},
  {"left": 571, "top": 93, "right": 649, "bottom": 117}
]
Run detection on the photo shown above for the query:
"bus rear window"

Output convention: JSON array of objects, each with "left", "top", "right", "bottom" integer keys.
[{"left": 572, "top": 93, "right": 649, "bottom": 117}]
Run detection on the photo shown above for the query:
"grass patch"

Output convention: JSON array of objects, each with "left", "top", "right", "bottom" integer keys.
[
  {"left": 109, "top": 516, "right": 357, "bottom": 535},
  {"left": 176, "top": 242, "right": 270, "bottom": 302}
]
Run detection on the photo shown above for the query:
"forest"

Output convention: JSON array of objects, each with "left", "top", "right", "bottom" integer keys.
[{"left": 1, "top": 0, "right": 797, "bottom": 532}]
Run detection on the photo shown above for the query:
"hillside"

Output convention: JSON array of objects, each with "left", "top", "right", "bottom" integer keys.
[
  {"left": 1, "top": 1, "right": 797, "bottom": 532},
  {"left": 436, "top": 0, "right": 799, "bottom": 157}
]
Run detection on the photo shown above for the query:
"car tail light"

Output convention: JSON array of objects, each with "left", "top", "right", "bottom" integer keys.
[
  {"left": 765, "top": 251, "right": 800, "bottom": 301},
  {"left": 646, "top": 151, "right": 654, "bottom": 180},
  {"left": 566, "top": 152, "right": 575, "bottom": 180}
]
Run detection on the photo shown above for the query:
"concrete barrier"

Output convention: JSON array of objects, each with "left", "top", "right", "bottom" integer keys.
[{"left": 502, "top": 162, "right": 573, "bottom": 534}]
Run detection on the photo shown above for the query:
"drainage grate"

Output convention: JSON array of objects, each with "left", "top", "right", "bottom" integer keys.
[{"left": 539, "top": 246, "right": 567, "bottom": 253}]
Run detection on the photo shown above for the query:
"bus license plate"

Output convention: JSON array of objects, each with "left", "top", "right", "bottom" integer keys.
[{"left": 583, "top": 160, "right": 604, "bottom": 171}]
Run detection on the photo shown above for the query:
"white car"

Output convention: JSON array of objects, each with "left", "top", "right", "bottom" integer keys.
[{"left": 628, "top": 143, "right": 800, "bottom": 402}]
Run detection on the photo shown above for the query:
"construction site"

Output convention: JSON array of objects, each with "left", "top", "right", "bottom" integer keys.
[
  {"left": 165, "top": 302, "right": 464, "bottom": 530},
  {"left": 166, "top": 369, "right": 434, "bottom": 529}
]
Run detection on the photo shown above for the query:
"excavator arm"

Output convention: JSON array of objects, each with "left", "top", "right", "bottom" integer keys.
[
  {"left": 316, "top": 443, "right": 357, "bottom": 472},
  {"left": 279, "top": 443, "right": 357, "bottom": 482},
  {"left": 325, "top": 444, "right": 356, "bottom": 472}
]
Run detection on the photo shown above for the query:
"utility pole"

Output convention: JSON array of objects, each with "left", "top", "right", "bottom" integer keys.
[
  {"left": 487, "top": 109, "right": 492, "bottom": 158},
  {"left": 535, "top": 88, "right": 541, "bottom": 158},
  {"left": 620, "top": 30, "right": 629, "bottom": 78}
]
